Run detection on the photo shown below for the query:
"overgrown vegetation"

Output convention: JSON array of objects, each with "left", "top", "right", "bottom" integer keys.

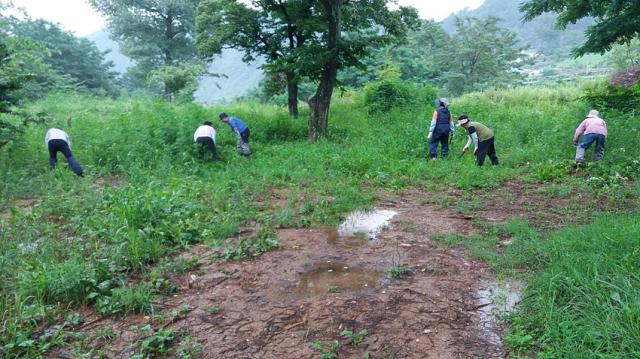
[{"left": 1, "top": 79, "right": 640, "bottom": 356}]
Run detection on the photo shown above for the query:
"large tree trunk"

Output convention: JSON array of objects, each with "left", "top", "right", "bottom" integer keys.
[
  {"left": 308, "top": 0, "right": 342, "bottom": 142},
  {"left": 286, "top": 71, "right": 299, "bottom": 118}
]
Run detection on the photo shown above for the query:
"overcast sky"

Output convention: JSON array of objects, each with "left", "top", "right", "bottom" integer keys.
[{"left": 9, "top": 0, "right": 485, "bottom": 37}]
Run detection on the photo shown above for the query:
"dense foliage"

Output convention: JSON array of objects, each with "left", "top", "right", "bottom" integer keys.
[
  {"left": 340, "top": 17, "right": 528, "bottom": 96},
  {"left": 521, "top": 0, "right": 640, "bottom": 56},
  {"left": 10, "top": 19, "right": 120, "bottom": 97},
  {"left": 90, "top": 0, "right": 204, "bottom": 99}
]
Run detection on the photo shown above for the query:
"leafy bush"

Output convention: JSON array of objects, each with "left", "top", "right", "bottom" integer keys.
[
  {"left": 582, "top": 82, "right": 640, "bottom": 113},
  {"left": 363, "top": 80, "right": 436, "bottom": 114}
]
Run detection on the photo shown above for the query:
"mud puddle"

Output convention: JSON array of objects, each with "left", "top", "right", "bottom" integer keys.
[
  {"left": 294, "top": 261, "right": 383, "bottom": 296},
  {"left": 337, "top": 208, "right": 398, "bottom": 239},
  {"left": 73, "top": 195, "right": 507, "bottom": 358},
  {"left": 477, "top": 280, "right": 523, "bottom": 346}
]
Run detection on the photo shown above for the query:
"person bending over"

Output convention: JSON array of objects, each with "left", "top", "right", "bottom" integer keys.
[
  {"left": 45, "top": 128, "right": 83, "bottom": 176},
  {"left": 457, "top": 115, "right": 499, "bottom": 166},
  {"left": 194, "top": 121, "right": 220, "bottom": 161}
]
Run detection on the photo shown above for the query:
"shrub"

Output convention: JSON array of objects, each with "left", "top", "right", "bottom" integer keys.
[
  {"left": 364, "top": 80, "right": 436, "bottom": 114},
  {"left": 582, "top": 82, "right": 640, "bottom": 114}
]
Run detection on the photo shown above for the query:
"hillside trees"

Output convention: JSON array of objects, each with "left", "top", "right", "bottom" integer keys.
[
  {"left": 196, "top": 0, "right": 313, "bottom": 117},
  {"left": 196, "top": 0, "right": 418, "bottom": 140},
  {"left": 0, "top": 8, "right": 69, "bottom": 147},
  {"left": 10, "top": 19, "right": 120, "bottom": 97},
  {"left": 304, "top": 1, "right": 419, "bottom": 141},
  {"left": 443, "top": 16, "right": 527, "bottom": 95},
  {"left": 339, "top": 17, "right": 527, "bottom": 96},
  {"left": 521, "top": 0, "right": 640, "bottom": 56},
  {"left": 90, "top": 0, "right": 204, "bottom": 100}
]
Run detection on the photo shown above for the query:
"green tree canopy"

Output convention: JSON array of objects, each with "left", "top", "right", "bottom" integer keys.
[
  {"left": 521, "top": 0, "right": 640, "bottom": 56},
  {"left": 10, "top": 19, "right": 120, "bottom": 97},
  {"left": 196, "top": 0, "right": 315, "bottom": 117},
  {"left": 443, "top": 16, "right": 527, "bottom": 95},
  {"left": 90, "top": 0, "right": 204, "bottom": 99}
]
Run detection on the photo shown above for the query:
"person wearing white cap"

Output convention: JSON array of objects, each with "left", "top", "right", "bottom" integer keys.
[
  {"left": 427, "top": 98, "right": 455, "bottom": 160},
  {"left": 573, "top": 109, "right": 607, "bottom": 165},
  {"left": 194, "top": 121, "right": 220, "bottom": 161},
  {"left": 456, "top": 115, "right": 499, "bottom": 166},
  {"left": 44, "top": 128, "right": 84, "bottom": 176}
]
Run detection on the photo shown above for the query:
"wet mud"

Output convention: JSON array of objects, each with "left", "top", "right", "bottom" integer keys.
[{"left": 80, "top": 193, "right": 511, "bottom": 359}]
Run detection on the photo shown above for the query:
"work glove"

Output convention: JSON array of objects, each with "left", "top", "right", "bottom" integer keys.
[
  {"left": 463, "top": 146, "right": 468, "bottom": 153},
  {"left": 573, "top": 140, "right": 578, "bottom": 147},
  {"left": 427, "top": 132, "right": 432, "bottom": 140}
]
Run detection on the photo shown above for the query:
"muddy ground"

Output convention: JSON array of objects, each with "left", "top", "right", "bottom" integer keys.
[{"left": 67, "top": 190, "right": 516, "bottom": 359}]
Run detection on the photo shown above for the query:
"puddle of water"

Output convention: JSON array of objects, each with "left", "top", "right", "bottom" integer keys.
[
  {"left": 476, "top": 280, "right": 522, "bottom": 346},
  {"left": 337, "top": 209, "right": 398, "bottom": 240},
  {"left": 324, "top": 228, "right": 368, "bottom": 249},
  {"left": 294, "top": 262, "right": 383, "bottom": 296}
]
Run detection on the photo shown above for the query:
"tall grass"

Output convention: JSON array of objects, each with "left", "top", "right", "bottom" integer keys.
[{"left": 0, "top": 84, "right": 639, "bottom": 356}]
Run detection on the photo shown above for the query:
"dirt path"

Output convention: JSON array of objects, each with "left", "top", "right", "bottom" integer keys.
[{"left": 77, "top": 192, "right": 509, "bottom": 359}]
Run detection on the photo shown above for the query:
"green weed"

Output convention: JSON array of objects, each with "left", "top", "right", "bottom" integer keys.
[
  {"left": 311, "top": 340, "right": 339, "bottom": 359},
  {"left": 341, "top": 328, "right": 368, "bottom": 347},
  {"left": 386, "top": 266, "right": 410, "bottom": 279}
]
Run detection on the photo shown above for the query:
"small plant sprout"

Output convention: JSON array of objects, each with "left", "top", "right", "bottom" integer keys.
[
  {"left": 387, "top": 265, "right": 410, "bottom": 279},
  {"left": 341, "top": 328, "right": 368, "bottom": 347},
  {"left": 326, "top": 284, "right": 340, "bottom": 293},
  {"left": 311, "top": 340, "right": 339, "bottom": 359}
]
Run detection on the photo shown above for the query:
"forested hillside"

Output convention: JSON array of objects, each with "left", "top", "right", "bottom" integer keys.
[{"left": 442, "top": 0, "right": 593, "bottom": 60}]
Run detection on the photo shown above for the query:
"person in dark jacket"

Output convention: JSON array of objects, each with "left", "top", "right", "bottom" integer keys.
[
  {"left": 428, "top": 98, "right": 455, "bottom": 160},
  {"left": 457, "top": 115, "right": 499, "bottom": 166},
  {"left": 45, "top": 128, "right": 83, "bottom": 176},
  {"left": 219, "top": 112, "right": 251, "bottom": 156}
]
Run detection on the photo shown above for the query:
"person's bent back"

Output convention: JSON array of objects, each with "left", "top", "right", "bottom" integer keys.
[
  {"left": 45, "top": 128, "right": 83, "bottom": 176},
  {"left": 194, "top": 121, "right": 220, "bottom": 161}
]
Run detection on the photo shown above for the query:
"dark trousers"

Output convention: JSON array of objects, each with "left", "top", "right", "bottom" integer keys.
[
  {"left": 240, "top": 128, "right": 250, "bottom": 143},
  {"left": 196, "top": 137, "right": 219, "bottom": 160},
  {"left": 429, "top": 131, "right": 449, "bottom": 158},
  {"left": 48, "top": 139, "right": 83, "bottom": 176},
  {"left": 476, "top": 137, "right": 499, "bottom": 166}
]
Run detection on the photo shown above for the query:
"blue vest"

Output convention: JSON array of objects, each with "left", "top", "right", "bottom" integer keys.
[{"left": 435, "top": 107, "right": 451, "bottom": 133}]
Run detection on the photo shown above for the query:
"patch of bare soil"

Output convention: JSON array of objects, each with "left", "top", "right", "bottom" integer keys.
[
  {"left": 93, "top": 176, "right": 125, "bottom": 195},
  {"left": 76, "top": 196, "right": 507, "bottom": 358},
  {"left": 2, "top": 198, "right": 38, "bottom": 221}
]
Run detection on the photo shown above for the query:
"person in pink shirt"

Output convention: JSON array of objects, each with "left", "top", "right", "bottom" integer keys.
[{"left": 573, "top": 109, "right": 607, "bottom": 165}]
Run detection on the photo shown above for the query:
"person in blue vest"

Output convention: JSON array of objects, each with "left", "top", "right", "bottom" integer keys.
[
  {"left": 427, "top": 98, "right": 455, "bottom": 160},
  {"left": 219, "top": 112, "right": 251, "bottom": 156}
]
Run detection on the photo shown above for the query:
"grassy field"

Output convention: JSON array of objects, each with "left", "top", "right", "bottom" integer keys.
[{"left": 1, "top": 84, "right": 639, "bottom": 357}]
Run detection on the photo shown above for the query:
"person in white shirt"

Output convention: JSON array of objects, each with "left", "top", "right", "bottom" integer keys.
[
  {"left": 193, "top": 121, "right": 220, "bottom": 161},
  {"left": 45, "top": 128, "right": 83, "bottom": 176}
]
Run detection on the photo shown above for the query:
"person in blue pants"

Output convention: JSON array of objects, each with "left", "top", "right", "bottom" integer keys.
[
  {"left": 427, "top": 98, "right": 455, "bottom": 160},
  {"left": 45, "top": 128, "right": 83, "bottom": 177}
]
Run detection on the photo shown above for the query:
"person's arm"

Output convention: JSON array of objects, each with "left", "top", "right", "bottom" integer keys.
[
  {"left": 449, "top": 114, "right": 455, "bottom": 133},
  {"left": 66, "top": 133, "right": 71, "bottom": 148},
  {"left": 44, "top": 130, "right": 50, "bottom": 147},
  {"left": 603, "top": 120, "right": 608, "bottom": 138},
  {"left": 428, "top": 111, "right": 437, "bottom": 139},
  {"left": 210, "top": 127, "right": 216, "bottom": 144},
  {"left": 229, "top": 120, "right": 241, "bottom": 137},
  {"left": 463, "top": 127, "right": 478, "bottom": 153},
  {"left": 573, "top": 120, "right": 586, "bottom": 143}
]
